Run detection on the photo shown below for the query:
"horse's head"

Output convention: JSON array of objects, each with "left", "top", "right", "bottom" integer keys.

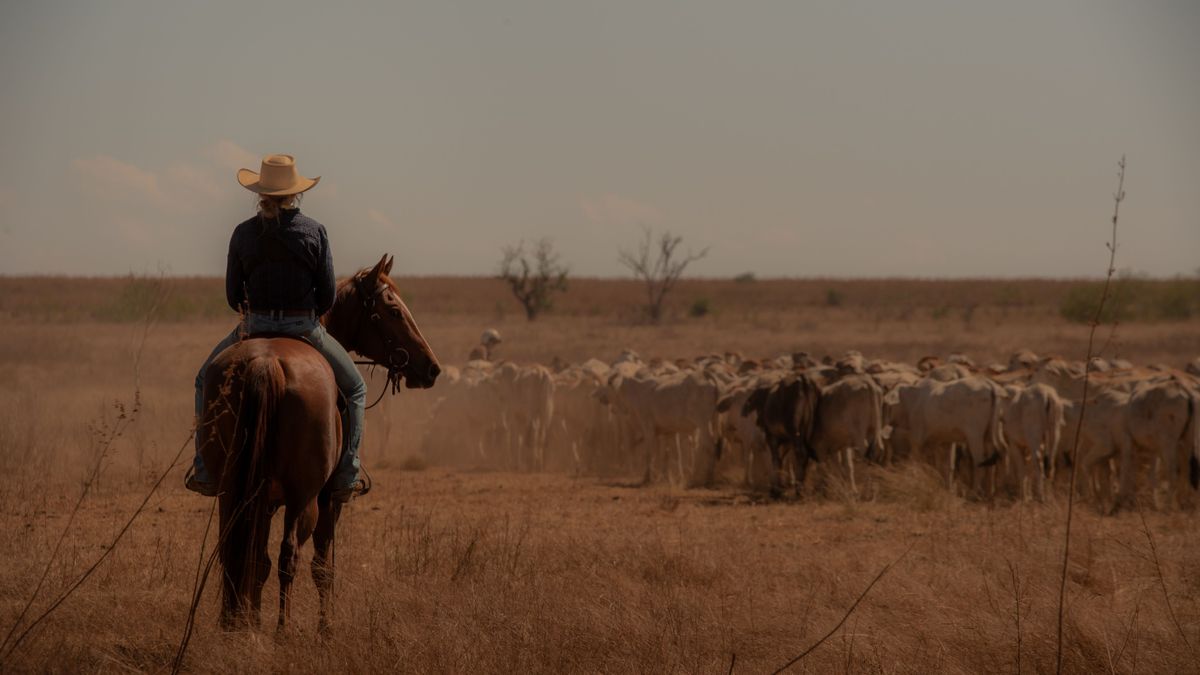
[{"left": 330, "top": 254, "right": 441, "bottom": 389}]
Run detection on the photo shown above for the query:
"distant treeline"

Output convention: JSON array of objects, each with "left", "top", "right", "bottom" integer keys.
[{"left": 0, "top": 274, "right": 1196, "bottom": 323}]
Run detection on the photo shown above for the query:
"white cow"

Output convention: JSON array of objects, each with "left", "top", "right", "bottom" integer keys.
[
  {"left": 549, "top": 364, "right": 615, "bottom": 474},
  {"left": 1001, "top": 383, "right": 1065, "bottom": 501},
  {"left": 884, "top": 376, "right": 1007, "bottom": 496},
  {"left": 602, "top": 370, "right": 722, "bottom": 486},
  {"left": 484, "top": 363, "right": 556, "bottom": 471},
  {"left": 809, "top": 374, "right": 885, "bottom": 495}
]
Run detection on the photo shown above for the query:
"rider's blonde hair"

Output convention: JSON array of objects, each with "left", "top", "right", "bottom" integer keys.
[{"left": 257, "top": 193, "right": 303, "bottom": 220}]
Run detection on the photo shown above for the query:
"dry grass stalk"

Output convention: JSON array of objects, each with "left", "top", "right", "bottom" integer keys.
[
  {"left": 1135, "top": 506, "right": 1194, "bottom": 660},
  {"left": 1055, "top": 155, "right": 1126, "bottom": 674},
  {"left": 768, "top": 540, "right": 916, "bottom": 674},
  {"left": 0, "top": 273, "right": 171, "bottom": 662}
]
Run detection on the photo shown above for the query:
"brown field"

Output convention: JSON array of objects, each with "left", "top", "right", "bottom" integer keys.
[{"left": 1, "top": 276, "right": 1198, "bottom": 673}]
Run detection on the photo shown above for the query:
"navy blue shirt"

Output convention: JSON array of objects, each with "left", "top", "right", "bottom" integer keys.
[{"left": 225, "top": 209, "right": 336, "bottom": 315}]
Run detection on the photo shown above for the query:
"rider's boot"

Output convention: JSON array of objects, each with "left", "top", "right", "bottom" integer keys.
[
  {"left": 185, "top": 455, "right": 218, "bottom": 497},
  {"left": 329, "top": 409, "right": 368, "bottom": 503}
]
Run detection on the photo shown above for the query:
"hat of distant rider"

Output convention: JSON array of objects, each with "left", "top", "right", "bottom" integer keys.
[
  {"left": 481, "top": 329, "right": 503, "bottom": 346},
  {"left": 237, "top": 154, "right": 320, "bottom": 196}
]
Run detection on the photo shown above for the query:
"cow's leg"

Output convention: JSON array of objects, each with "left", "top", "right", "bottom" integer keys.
[
  {"left": 845, "top": 446, "right": 857, "bottom": 496},
  {"left": 792, "top": 441, "right": 810, "bottom": 497},
  {"left": 1154, "top": 433, "right": 1178, "bottom": 509},
  {"left": 1031, "top": 441, "right": 1046, "bottom": 503},
  {"left": 637, "top": 425, "right": 655, "bottom": 485},
  {"left": 1114, "top": 437, "right": 1136, "bottom": 511},
  {"left": 1095, "top": 456, "right": 1115, "bottom": 513},
  {"left": 1004, "top": 438, "right": 1024, "bottom": 500},
  {"left": 967, "top": 435, "right": 990, "bottom": 500},
  {"left": 744, "top": 442, "right": 755, "bottom": 488},
  {"left": 766, "top": 437, "right": 785, "bottom": 498},
  {"left": 946, "top": 443, "right": 959, "bottom": 493},
  {"left": 674, "top": 434, "right": 687, "bottom": 487},
  {"left": 536, "top": 417, "right": 549, "bottom": 471},
  {"left": 690, "top": 428, "right": 717, "bottom": 488},
  {"left": 1082, "top": 437, "right": 1117, "bottom": 513}
]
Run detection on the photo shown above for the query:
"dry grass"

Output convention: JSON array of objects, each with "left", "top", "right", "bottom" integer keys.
[
  {"left": 3, "top": 469, "right": 1198, "bottom": 673},
  {"left": 0, "top": 277, "right": 1197, "bottom": 673}
]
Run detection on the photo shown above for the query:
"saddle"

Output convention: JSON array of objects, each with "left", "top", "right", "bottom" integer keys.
[{"left": 243, "top": 330, "right": 315, "bottom": 346}]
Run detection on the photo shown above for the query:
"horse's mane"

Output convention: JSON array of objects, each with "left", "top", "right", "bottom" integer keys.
[{"left": 335, "top": 267, "right": 400, "bottom": 304}]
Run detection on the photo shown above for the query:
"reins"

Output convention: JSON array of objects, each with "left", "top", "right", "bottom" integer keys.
[
  {"left": 351, "top": 276, "right": 410, "bottom": 410},
  {"left": 353, "top": 362, "right": 400, "bottom": 410}
]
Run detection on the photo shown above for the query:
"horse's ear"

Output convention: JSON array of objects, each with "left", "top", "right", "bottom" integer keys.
[
  {"left": 364, "top": 254, "right": 389, "bottom": 286},
  {"left": 383, "top": 255, "right": 394, "bottom": 276}
]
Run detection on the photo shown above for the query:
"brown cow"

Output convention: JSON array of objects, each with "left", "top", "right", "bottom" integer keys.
[{"left": 740, "top": 373, "right": 823, "bottom": 497}]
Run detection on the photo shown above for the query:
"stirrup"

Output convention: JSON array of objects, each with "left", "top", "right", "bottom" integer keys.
[
  {"left": 184, "top": 466, "right": 218, "bottom": 497},
  {"left": 329, "top": 479, "right": 366, "bottom": 504},
  {"left": 329, "top": 469, "right": 372, "bottom": 504}
]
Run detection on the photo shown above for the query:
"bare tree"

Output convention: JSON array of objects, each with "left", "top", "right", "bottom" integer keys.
[
  {"left": 498, "top": 238, "right": 569, "bottom": 321},
  {"left": 618, "top": 227, "right": 709, "bottom": 323}
]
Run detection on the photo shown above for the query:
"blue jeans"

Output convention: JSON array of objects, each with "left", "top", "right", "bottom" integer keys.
[{"left": 192, "top": 314, "right": 367, "bottom": 490}]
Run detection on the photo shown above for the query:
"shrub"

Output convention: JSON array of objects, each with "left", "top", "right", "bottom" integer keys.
[
  {"left": 1060, "top": 278, "right": 1200, "bottom": 323},
  {"left": 498, "top": 238, "right": 569, "bottom": 321},
  {"left": 825, "top": 289, "right": 844, "bottom": 307},
  {"left": 993, "top": 284, "right": 1027, "bottom": 308},
  {"left": 688, "top": 298, "right": 712, "bottom": 318},
  {"left": 618, "top": 227, "right": 708, "bottom": 324},
  {"left": 733, "top": 272, "right": 756, "bottom": 283}
]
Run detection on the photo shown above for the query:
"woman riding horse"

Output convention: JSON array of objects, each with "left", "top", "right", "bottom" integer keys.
[
  {"left": 187, "top": 154, "right": 363, "bottom": 502},
  {"left": 189, "top": 154, "right": 441, "bottom": 630}
]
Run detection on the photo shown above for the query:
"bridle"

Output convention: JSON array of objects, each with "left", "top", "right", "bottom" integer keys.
[{"left": 351, "top": 276, "right": 411, "bottom": 410}]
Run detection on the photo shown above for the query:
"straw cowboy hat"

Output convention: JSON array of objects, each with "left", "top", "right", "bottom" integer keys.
[{"left": 237, "top": 154, "right": 320, "bottom": 196}]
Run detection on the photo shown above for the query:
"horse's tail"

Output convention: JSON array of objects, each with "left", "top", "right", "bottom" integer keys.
[{"left": 221, "top": 355, "right": 285, "bottom": 621}]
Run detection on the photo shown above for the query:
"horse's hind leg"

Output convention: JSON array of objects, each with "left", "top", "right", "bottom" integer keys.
[
  {"left": 278, "top": 501, "right": 318, "bottom": 633},
  {"left": 247, "top": 508, "right": 274, "bottom": 628},
  {"left": 312, "top": 497, "right": 343, "bottom": 636}
]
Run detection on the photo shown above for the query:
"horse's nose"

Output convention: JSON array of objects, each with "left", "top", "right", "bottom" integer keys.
[{"left": 428, "top": 363, "right": 441, "bottom": 381}]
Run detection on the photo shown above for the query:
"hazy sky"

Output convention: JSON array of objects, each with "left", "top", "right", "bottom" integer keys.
[{"left": 1, "top": 1, "right": 1197, "bottom": 278}]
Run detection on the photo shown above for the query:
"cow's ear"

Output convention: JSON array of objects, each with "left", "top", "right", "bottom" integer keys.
[
  {"left": 716, "top": 393, "right": 735, "bottom": 413},
  {"left": 742, "top": 388, "right": 766, "bottom": 417},
  {"left": 882, "top": 388, "right": 901, "bottom": 406}
]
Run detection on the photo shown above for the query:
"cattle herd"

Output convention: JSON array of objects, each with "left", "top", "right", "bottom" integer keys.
[{"left": 422, "top": 349, "right": 1200, "bottom": 510}]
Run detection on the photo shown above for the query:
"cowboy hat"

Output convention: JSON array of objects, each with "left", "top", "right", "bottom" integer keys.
[{"left": 236, "top": 154, "right": 320, "bottom": 196}]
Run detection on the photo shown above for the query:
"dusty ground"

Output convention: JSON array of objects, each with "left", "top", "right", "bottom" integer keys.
[
  {"left": 2, "top": 467, "right": 1198, "bottom": 673},
  {"left": 0, "top": 277, "right": 1198, "bottom": 673}
]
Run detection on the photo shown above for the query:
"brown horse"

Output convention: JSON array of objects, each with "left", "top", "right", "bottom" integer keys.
[{"left": 198, "top": 254, "right": 439, "bottom": 632}]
